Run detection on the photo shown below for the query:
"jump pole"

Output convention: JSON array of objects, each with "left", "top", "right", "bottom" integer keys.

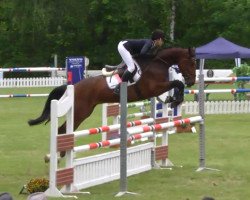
[
  {"left": 150, "top": 97, "right": 156, "bottom": 168},
  {"left": 185, "top": 88, "right": 250, "bottom": 94},
  {"left": 116, "top": 82, "right": 138, "bottom": 197},
  {"left": 197, "top": 59, "right": 219, "bottom": 172}
]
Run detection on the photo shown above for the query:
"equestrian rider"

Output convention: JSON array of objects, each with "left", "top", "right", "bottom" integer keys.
[{"left": 114, "top": 29, "right": 165, "bottom": 95}]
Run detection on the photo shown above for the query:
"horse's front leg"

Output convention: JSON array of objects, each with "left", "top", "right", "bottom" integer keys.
[
  {"left": 170, "top": 80, "right": 185, "bottom": 108},
  {"left": 156, "top": 80, "right": 185, "bottom": 108}
]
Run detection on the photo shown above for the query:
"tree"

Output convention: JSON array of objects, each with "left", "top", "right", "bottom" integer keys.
[
  {"left": 0, "top": 0, "right": 249, "bottom": 69},
  {"left": 169, "top": 0, "right": 176, "bottom": 42}
]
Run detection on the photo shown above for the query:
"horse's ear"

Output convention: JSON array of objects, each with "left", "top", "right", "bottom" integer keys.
[{"left": 188, "top": 47, "right": 195, "bottom": 58}]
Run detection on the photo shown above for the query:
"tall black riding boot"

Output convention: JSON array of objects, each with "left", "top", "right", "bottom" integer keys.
[{"left": 113, "top": 70, "right": 133, "bottom": 95}]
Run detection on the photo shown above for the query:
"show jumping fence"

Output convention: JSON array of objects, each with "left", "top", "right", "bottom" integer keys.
[
  {"left": 196, "top": 76, "right": 250, "bottom": 82},
  {"left": 0, "top": 67, "right": 66, "bottom": 88},
  {"left": 185, "top": 88, "right": 250, "bottom": 94},
  {"left": 0, "top": 94, "right": 49, "bottom": 98},
  {"left": 101, "top": 99, "right": 175, "bottom": 141},
  {"left": 45, "top": 85, "right": 203, "bottom": 198},
  {"left": 183, "top": 76, "right": 250, "bottom": 114},
  {"left": 115, "top": 83, "right": 203, "bottom": 196},
  {"left": 184, "top": 100, "right": 250, "bottom": 115},
  {"left": 0, "top": 77, "right": 65, "bottom": 88},
  {"left": 0, "top": 67, "right": 67, "bottom": 98}
]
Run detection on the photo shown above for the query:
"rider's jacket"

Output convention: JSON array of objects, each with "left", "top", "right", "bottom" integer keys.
[{"left": 122, "top": 39, "right": 153, "bottom": 55}]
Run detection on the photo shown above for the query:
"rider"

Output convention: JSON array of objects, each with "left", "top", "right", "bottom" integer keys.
[{"left": 114, "top": 29, "right": 165, "bottom": 95}]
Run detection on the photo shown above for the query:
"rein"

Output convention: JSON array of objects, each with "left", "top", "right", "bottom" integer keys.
[{"left": 156, "top": 56, "right": 171, "bottom": 67}]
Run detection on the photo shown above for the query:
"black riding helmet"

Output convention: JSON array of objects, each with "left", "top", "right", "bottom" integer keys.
[{"left": 151, "top": 29, "right": 165, "bottom": 41}]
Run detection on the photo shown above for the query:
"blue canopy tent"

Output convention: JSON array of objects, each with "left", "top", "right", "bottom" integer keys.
[{"left": 196, "top": 37, "right": 250, "bottom": 66}]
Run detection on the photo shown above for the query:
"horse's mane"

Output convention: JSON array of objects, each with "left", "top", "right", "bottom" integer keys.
[
  {"left": 133, "top": 46, "right": 195, "bottom": 71},
  {"left": 133, "top": 47, "right": 195, "bottom": 71},
  {"left": 157, "top": 47, "right": 195, "bottom": 58},
  {"left": 135, "top": 46, "right": 192, "bottom": 59},
  {"left": 133, "top": 47, "right": 162, "bottom": 61}
]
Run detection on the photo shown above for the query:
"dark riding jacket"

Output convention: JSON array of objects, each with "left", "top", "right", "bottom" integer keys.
[{"left": 123, "top": 39, "right": 154, "bottom": 55}]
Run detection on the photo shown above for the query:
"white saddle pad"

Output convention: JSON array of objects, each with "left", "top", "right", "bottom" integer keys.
[{"left": 105, "top": 61, "right": 141, "bottom": 89}]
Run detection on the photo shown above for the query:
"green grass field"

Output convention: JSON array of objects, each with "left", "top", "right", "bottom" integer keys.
[{"left": 0, "top": 86, "right": 250, "bottom": 200}]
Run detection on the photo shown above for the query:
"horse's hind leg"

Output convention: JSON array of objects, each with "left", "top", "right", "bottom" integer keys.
[
  {"left": 43, "top": 123, "right": 67, "bottom": 162},
  {"left": 56, "top": 121, "right": 79, "bottom": 158},
  {"left": 58, "top": 123, "right": 66, "bottom": 134}
]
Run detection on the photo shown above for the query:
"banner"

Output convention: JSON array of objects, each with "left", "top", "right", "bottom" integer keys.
[{"left": 66, "top": 56, "right": 85, "bottom": 84}]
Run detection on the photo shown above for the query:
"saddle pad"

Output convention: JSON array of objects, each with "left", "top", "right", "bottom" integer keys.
[
  {"left": 105, "top": 61, "right": 141, "bottom": 89},
  {"left": 106, "top": 74, "right": 122, "bottom": 89}
]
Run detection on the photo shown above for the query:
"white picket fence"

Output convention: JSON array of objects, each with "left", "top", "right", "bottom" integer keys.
[
  {"left": 184, "top": 100, "right": 250, "bottom": 114},
  {"left": 0, "top": 77, "right": 66, "bottom": 88}
]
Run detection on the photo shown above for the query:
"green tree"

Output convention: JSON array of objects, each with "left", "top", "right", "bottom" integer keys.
[{"left": 0, "top": 0, "right": 249, "bottom": 69}]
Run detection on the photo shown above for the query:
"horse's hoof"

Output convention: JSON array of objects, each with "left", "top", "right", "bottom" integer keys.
[
  {"left": 170, "top": 102, "right": 177, "bottom": 108},
  {"left": 44, "top": 154, "right": 61, "bottom": 163},
  {"left": 165, "top": 96, "right": 174, "bottom": 103},
  {"left": 60, "top": 151, "right": 66, "bottom": 158},
  {"left": 170, "top": 101, "right": 182, "bottom": 108},
  {"left": 44, "top": 154, "right": 50, "bottom": 163}
]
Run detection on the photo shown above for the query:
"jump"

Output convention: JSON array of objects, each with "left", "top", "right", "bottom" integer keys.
[{"left": 28, "top": 47, "right": 196, "bottom": 155}]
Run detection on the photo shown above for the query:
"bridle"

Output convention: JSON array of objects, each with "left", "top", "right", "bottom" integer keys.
[
  {"left": 156, "top": 55, "right": 196, "bottom": 84},
  {"left": 156, "top": 56, "right": 171, "bottom": 67}
]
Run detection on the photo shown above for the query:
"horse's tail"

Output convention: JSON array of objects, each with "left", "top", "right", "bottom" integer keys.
[{"left": 28, "top": 85, "right": 67, "bottom": 126}]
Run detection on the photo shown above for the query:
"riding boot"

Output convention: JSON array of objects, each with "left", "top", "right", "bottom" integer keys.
[{"left": 114, "top": 70, "right": 133, "bottom": 95}]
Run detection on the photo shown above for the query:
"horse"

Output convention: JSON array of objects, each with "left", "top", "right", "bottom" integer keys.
[{"left": 28, "top": 47, "right": 196, "bottom": 156}]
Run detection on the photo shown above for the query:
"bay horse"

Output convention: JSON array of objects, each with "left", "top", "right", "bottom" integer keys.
[{"left": 28, "top": 47, "right": 196, "bottom": 155}]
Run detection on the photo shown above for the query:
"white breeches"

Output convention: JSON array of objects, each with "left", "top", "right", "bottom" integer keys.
[{"left": 118, "top": 41, "right": 135, "bottom": 73}]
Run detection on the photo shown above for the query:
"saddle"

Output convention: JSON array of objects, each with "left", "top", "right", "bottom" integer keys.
[
  {"left": 102, "top": 62, "right": 126, "bottom": 78},
  {"left": 102, "top": 61, "right": 141, "bottom": 89},
  {"left": 105, "top": 61, "right": 125, "bottom": 71}
]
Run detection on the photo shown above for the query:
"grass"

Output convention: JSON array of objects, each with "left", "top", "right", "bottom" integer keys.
[{"left": 0, "top": 86, "right": 250, "bottom": 200}]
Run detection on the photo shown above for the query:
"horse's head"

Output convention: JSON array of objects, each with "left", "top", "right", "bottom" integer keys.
[
  {"left": 156, "top": 47, "right": 196, "bottom": 87},
  {"left": 177, "top": 48, "right": 196, "bottom": 87}
]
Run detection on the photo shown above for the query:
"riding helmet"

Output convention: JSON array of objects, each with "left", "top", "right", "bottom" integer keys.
[{"left": 151, "top": 29, "right": 165, "bottom": 40}]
